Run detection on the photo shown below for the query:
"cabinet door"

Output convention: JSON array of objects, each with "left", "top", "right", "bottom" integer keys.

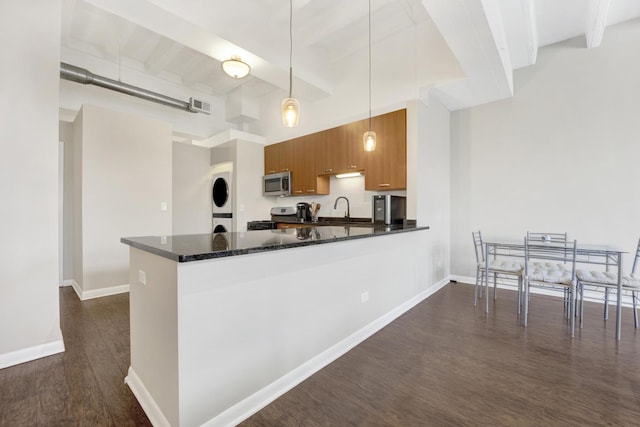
[
  {"left": 264, "top": 144, "right": 279, "bottom": 175},
  {"left": 278, "top": 140, "right": 294, "bottom": 173},
  {"left": 364, "top": 109, "right": 406, "bottom": 191},
  {"left": 344, "top": 119, "right": 366, "bottom": 172},
  {"left": 291, "top": 134, "right": 329, "bottom": 196},
  {"left": 265, "top": 141, "right": 294, "bottom": 174},
  {"left": 316, "top": 127, "right": 347, "bottom": 175}
]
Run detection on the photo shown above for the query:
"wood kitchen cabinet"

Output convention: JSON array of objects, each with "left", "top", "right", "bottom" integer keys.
[
  {"left": 264, "top": 108, "right": 406, "bottom": 194},
  {"left": 290, "top": 134, "right": 329, "bottom": 196},
  {"left": 364, "top": 109, "right": 406, "bottom": 191},
  {"left": 316, "top": 123, "right": 366, "bottom": 175},
  {"left": 264, "top": 140, "right": 294, "bottom": 175}
]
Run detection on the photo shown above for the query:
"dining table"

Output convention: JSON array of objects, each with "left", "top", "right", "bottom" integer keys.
[{"left": 483, "top": 239, "right": 627, "bottom": 340}]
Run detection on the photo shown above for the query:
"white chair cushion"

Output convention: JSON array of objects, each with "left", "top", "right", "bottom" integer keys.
[
  {"left": 527, "top": 262, "right": 573, "bottom": 285},
  {"left": 576, "top": 270, "right": 640, "bottom": 288},
  {"left": 479, "top": 259, "right": 524, "bottom": 274}
]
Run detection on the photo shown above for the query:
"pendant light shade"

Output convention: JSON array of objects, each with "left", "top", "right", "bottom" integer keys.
[
  {"left": 363, "top": 0, "right": 376, "bottom": 152},
  {"left": 221, "top": 56, "right": 250, "bottom": 79},
  {"left": 281, "top": 0, "right": 300, "bottom": 127},
  {"left": 282, "top": 97, "right": 300, "bottom": 127},
  {"left": 363, "top": 130, "right": 376, "bottom": 152}
]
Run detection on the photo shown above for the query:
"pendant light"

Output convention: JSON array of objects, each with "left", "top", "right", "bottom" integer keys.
[
  {"left": 281, "top": 0, "right": 300, "bottom": 127},
  {"left": 363, "top": 0, "right": 376, "bottom": 151}
]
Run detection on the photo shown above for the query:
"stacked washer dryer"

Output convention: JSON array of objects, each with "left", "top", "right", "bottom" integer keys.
[{"left": 211, "top": 170, "right": 233, "bottom": 233}]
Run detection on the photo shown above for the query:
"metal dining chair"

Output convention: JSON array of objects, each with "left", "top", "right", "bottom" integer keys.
[
  {"left": 472, "top": 231, "right": 524, "bottom": 311},
  {"left": 527, "top": 231, "right": 572, "bottom": 314},
  {"left": 524, "top": 237, "right": 578, "bottom": 336},
  {"left": 576, "top": 238, "right": 640, "bottom": 329}
]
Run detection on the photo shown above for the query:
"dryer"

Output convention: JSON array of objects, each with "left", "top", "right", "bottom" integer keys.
[
  {"left": 212, "top": 171, "right": 232, "bottom": 214},
  {"left": 212, "top": 170, "right": 233, "bottom": 232}
]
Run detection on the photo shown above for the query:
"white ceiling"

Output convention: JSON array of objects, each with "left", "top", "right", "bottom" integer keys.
[{"left": 59, "top": 0, "right": 640, "bottom": 141}]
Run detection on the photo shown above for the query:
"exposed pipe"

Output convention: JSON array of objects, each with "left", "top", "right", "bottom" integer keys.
[{"left": 60, "top": 62, "right": 196, "bottom": 113}]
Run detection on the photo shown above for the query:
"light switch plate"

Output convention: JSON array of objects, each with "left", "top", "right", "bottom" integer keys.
[{"left": 138, "top": 269, "right": 147, "bottom": 285}]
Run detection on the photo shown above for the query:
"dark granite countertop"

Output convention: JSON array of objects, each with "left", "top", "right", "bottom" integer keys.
[{"left": 121, "top": 223, "right": 429, "bottom": 263}]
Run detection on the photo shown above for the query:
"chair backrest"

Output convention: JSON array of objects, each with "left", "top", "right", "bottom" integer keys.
[
  {"left": 526, "top": 231, "right": 568, "bottom": 245},
  {"left": 472, "top": 231, "right": 484, "bottom": 264},
  {"left": 632, "top": 237, "right": 640, "bottom": 275},
  {"left": 524, "top": 236, "right": 578, "bottom": 279}
]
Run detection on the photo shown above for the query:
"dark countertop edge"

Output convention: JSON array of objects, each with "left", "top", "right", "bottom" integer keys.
[
  {"left": 275, "top": 218, "right": 418, "bottom": 227},
  {"left": 121, "top": 225, "right": 429, "bottom": 263}
]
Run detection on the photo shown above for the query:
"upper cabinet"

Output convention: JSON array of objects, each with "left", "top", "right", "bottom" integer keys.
[
  {"left": 291, "top": 134, "right": 329, "bottom": 196},
  {"left": 316, "top": 121, "right": 367, "bottom": 175},
  {"left": 364, "top": 109, "right": 406, "bottom": 191},
  {"left": 264, "top": 140, "right": 294, "bottom": 175},
  {"left": 264, "top": 109, "right": 406, "bottom": 196}
]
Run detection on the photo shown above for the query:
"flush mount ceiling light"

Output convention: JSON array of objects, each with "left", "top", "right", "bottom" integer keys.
[
  {"left": 221, "top": 56, "right": 250, "bottom": 78},
  {"left": 281, "top": 0, "right": 300, "bottom": 127},
  {"left": 363, "top": 0, "right": 376, "bottom": 152}
]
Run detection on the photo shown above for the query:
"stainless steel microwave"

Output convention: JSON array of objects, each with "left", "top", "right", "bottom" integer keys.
[{"left": 263, "top": 171, "right": 291, "bottom": 196}]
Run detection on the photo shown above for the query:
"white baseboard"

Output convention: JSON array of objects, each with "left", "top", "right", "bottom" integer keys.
[
  {"left": 125, "top": 367, "right": 171, "bottom": 427},
  {"left": 60, "top": 279, "right": 74, "bottom": 287},
  {"left": 71, "top": 281, "right": 130, "bottom": 301},
  {"left": 208, "top": 277, "right": 450, "bottom": 427},
  {"left": 0, "top": 330, "right": 65, "bottom": 369}
]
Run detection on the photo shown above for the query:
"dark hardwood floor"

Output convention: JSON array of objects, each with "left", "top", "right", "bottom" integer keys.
[
  {"left": 0, "top": 287, "right": 151, "bottom": 427},
  {"left": 2, "top": 283, "right": 639, "bottom": 426},
  {"left": 242, "top": 283, "right": 640, "bottom": 426}
]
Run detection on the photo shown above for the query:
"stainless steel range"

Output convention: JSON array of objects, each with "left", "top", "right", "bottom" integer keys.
[{"left": 247, "top": 207, "right": 298, "bottom": 230}]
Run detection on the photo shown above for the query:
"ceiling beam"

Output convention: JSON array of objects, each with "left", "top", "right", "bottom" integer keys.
[
  {"left": 585, "top": 0, "right": 611, "bottom": 48},
  {"left": 421, "top": 0, "right": 513, "bottom": 110},
  {"left": 144, "top": 38, "right": 184, "bottom": 75},
  {"left": 521, "top": 0, "right": 538, "bottom": 65},
  {"left": 82, "top": 0, "right": 333, "bottom": 100}
]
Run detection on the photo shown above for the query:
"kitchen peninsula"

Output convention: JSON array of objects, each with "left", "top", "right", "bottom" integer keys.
[{"left": 121, "top": 224, "right": 430, "bottom": 427}]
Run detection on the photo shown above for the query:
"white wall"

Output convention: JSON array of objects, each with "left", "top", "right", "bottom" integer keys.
[
  {"left": 234, "top": 139, "right": 273, "bottom": 231},
  {"left": 450, "top": 19, "right": 640, "bottom": 279},
  {"left": 73, "top": 105, "right": 173, "bottom": 296},
  {"left": 59, "top": 122, "right": 75, "bottom": 282},
  {"left": 412, "top": 97, "right": 451, "bottom": 284},
  {"left": 0, "top": 0, "right": 64, "bottom": 367},
  {"left": 172, "top": 142, "right": 214, "bottom": 235}
]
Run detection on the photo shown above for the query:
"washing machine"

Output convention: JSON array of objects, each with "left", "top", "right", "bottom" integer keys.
[
  {"left": 212, "top": 170, "right": 233, "bottom": 233},
  {"left": 212, "top": 216, "right": 232, "bottom": 233}
]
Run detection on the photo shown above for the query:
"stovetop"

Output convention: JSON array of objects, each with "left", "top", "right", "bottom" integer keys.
[{"left": 247, "top": 220, "right": 277, "bottom": 230}]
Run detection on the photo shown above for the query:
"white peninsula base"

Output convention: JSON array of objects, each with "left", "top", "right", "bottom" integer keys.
[{"left": 124, "top": 228, "right": 439, "bottom": 426}]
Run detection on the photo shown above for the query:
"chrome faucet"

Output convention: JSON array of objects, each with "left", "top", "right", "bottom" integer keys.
[{"left": 333, "top": 196, "right": 350, "bottom": 221}]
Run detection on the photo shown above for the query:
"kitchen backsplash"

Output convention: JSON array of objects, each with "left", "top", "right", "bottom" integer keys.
[{"left": 273, "top": 175, "right": 406, "bottom": 219}]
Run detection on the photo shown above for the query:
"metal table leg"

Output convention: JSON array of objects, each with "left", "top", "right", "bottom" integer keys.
[{"left": 616, "top": 255, "right": 623, "bottom": 341}]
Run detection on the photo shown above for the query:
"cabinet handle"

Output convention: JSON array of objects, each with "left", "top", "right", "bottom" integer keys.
[
  {"left": 282, "top": 168, "right": 289, "bottom": 172},
  {"left": 307, "top": 190, "right": 315, "bottom": 193},
  {"left": 351, "top": 165, "right": 358, "bottom": 169},
  {"left": 268, "top": 170, "right": 276, "bottom": 173},
  {"left": 378, "top": 183, "right": 391, "bottom": 187},
  {"left": 293, "top": 190, "right": 302, "bottom": 193}
]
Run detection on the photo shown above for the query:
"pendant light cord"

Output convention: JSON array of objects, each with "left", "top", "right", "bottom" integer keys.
[
  {"left": 368, "top": 0, "right": 372, "bottom": 130},
  {"left": 289, "top": 0, "right": 293, "bottom": 98}
]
